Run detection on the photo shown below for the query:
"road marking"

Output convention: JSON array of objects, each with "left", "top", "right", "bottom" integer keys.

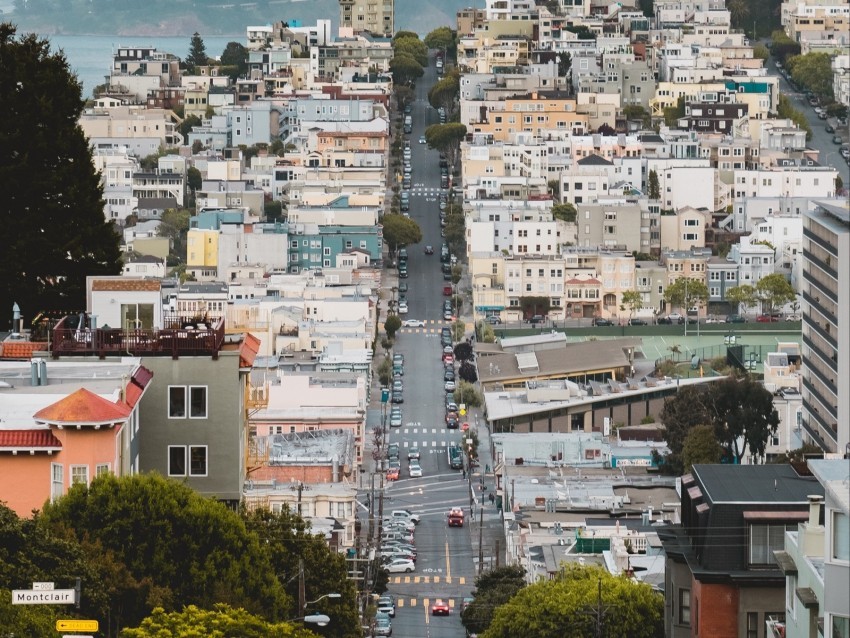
[
  {"left": 389, "top": 576, "right": 466, "bottom": 584},
  {"left": 445, "top": 540, "right": 452, "bottom": 581},
  {"left": 424, "top": 598, "right": 430, "bottom": 625}
]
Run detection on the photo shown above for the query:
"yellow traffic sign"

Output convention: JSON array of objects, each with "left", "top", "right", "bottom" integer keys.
[
  {"left": 56, "top": 620, "right": 99, "bottom": 632},
  {"left": 459, "top": 409, "right": 466, "bottom": 416}
]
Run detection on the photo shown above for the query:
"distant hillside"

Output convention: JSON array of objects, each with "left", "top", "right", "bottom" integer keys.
[{"left": 6, "top": 0, "right": 460, "bottom": 37}]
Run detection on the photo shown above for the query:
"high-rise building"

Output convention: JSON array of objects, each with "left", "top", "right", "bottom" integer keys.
[
  {"left": 339, "top": 0, "right": 394, "bottom": 37},
  {"left": 800, "top": 200, "right": 849, "bottom": 454}
]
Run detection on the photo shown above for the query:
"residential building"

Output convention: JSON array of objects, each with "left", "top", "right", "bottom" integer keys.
[
  {"left": 87, "top": 277, "right": 165, "bottom": 331},
  {"left": 0, "top": 358, "right": 152, "bottom": 517},
  {"left": 174, "top": 282, "right": 229, "bottom": 321},
  {"left": 660, "top": 248, "right": 711, "bottom": 313},
  {"left": 659, "top": 463, "right": 823, "bottom": 638},
  {"left": 774, "top": 459, "right": 850, "bottom": 638},
  {"left": 466, "top": 91, "right": 589, "bottom": 143},
  {"left": 659, "top": 206, "right": 709, "bottom": 252},
  {"left": 107, "top": 46, "right": 182, "bottom": 104},
  {"left": 123, "top": 254, "right": 166, "bottom": 279},
  {"left": 79, "top": 105, "right": 183, "bottom": 149},
  {"left": 338, "top": 0, "right": 394, "bottom": 37},
  {"left": 834, "top": 54, "right": 850, "bottom": 108},
  {"left": 706, "top": 256, "right": 740, "bottom": 313},
  {"left": 800, "top": 201, "right": 849, "bottom": 454}
]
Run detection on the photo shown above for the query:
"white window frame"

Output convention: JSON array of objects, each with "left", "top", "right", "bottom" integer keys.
[
  {"left": 51, "top": 463, "right": 64, "bottom": 502},
  {"left": 70, "top": 465, "right": 89, "bottom": 487},
  {"left": 188, "top": 385, "right": 208, "bottom": 419},
  {"left": 168, "top": 386, "right": 187, "bottom": 418},
  {"left": 96, "top": 463, "right": 111, "bottom": 478},
  {"left": 189, "top": 445, "right": 208, "bottom": 477}
]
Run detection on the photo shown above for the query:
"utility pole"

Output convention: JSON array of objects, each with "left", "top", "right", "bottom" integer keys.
[
  {"left": 477, "top": 504, "right": 484, "bottom": 575},
  {"left": 495, "top": 539, "right": 500, "bottom": 568},
  {"left": 596, "top": 578, "right": 602, "bottom": 638},
  {"left": 368, "top": 473, "right": 375, "bottom": 540},
  {"left": 298, "top": 559, "right": 306, "bottom": 619}
]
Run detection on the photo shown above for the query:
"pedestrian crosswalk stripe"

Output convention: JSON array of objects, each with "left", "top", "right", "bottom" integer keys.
[
  {"left": 396, "top": 597, "right": 460, "bottom": 608},
  {"left": 390, "top": 576, "right": 466, "bottom": 584}
]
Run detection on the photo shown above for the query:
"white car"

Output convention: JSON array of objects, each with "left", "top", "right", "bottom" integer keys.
[
  {"left": 385, "top": 558, "right": 415, "bottom": 573},
  {"left": 390, "top": 509, "right": 421, "bottom": 524},
  {"left": 403, "top": 319, "right": 426, "bottom": 328},
  {"left": 398, "top": 301, "right": 409, "bottom": 315},
  {"left": 444, "top": 380, "right": 456, "bottom": 392},
  {"left": 409, "top": 462, "right": 423, "bottom": 478},
  {"left": 419, "top": 135, "right": 426, "bottom": 144}
]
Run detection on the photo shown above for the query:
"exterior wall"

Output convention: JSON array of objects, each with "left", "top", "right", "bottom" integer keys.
[
  {"left": 250, "top": 464, "right": 334, "bottom": 483},
  {"left": 693, "top": 579, "right": 739, "bottom": 638},
  {"left": 665, "top": 558, "right": 693, "bottom": 638},
  {"left": 138, "top": 352, "right": 245, "bottom": 503}
]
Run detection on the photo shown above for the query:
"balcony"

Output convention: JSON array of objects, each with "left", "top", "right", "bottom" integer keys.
[{"left": 51, "top": 316, "right": 226, "bottom": 360}]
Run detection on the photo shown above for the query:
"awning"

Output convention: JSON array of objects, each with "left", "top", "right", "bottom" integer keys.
[
  {"left": 476, "top": 306, "right": 505, "bottom": 311},
  {"left": 773, "top": 550, "right": 798, "bottom": 575}
]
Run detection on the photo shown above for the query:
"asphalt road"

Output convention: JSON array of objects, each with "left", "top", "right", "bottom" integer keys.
[
  {"left": 765, "top": 58, "right": 850, "bottom": 182},
  {"left": 380, "top": 54, "right": 476, "bottom": 638}
]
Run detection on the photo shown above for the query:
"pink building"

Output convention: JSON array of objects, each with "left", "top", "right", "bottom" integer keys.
[{"left": 0, "top": 361, "right": 152, "bottom": 517}]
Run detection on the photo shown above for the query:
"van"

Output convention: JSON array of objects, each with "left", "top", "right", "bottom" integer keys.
[{"left": 391, "top": 509, "right": 421, "bottom": 524}]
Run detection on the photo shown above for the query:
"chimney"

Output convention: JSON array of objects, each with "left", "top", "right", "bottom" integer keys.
[{"left": 808, "top": 494, "right": 823, "bottom": 527}]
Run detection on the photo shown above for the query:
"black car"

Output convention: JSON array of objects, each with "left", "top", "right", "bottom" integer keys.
[
  {"left": 592, "top": 318, "right": 613, "bottom": 326},
  {"left": 485, "top": 315, "right": 502, "bottom": 324},
  {"left": 826, "top": 124, "right": 835, "bottom": 134},
  {"left": 628, "top": 318, "right": 647, "bottom": 326},
  {"left": 528, "top": 315, "right": 545, "bottom": 325}
]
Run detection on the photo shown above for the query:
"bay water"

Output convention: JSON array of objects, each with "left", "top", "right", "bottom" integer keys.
[{"left": 40, "top": 34, "right": 240, "bottom": 99}]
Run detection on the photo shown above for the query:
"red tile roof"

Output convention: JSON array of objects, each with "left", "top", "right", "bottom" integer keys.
[
  {"left": 239, "top": 333, "right": 261, "bottom": 369},
  {"left": 566, "top": 277, "right": 601, "bottom": 285},
  {"left": 34, "top": 388, "right": 130, "bottom": 425},
  {"left": 0, "top": 341, "right": 47, "bottom": 360},
  {"left": 0, "top": 429, "right": 62, "bottom": 450},
  {"left": 124, "top": 365, "right": 154, "bottom": 408}
]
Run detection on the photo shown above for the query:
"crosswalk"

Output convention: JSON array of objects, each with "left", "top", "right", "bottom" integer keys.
[
  {"left": 397, "top": 327, "right": 447, "bottom": 334},
  {"left": 397, "top": 596, "right": 458, "bottom": 608},
  {"left": 390, "top": 576, "right": 466, "bottom": 585}
]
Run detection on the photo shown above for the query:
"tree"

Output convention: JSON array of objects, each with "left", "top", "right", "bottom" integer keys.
[
  {"left": 520, "top": 296, "right": 551, "bottom": 318},
  {"left": 393, "top": 36, "right": 428, "bottom": 67},
  {"left": 394, "top": 85, "right": 414, "bottom": 111},
  {"left": 444, "top": 214, "right": 466, "bottom": 257},
  {"left": 551, "top": 202, "right": 577, "bottom": 222},
  {"left": 428, "top": 73, "right": 460, "bottom": 114},
  {"left": 597, "top": 123, "right": 616, "bottom": 136},
  {"left": 756, "top": 273, "right": 795, "bottom": 315},
  {"left": 451, "top": 320, "right": 466, "bottom": 342},
  {"left": 776, "top": 94, "right": 813, "bottom": 141},
  {"left": 220, "top": 41, "right": 248, "bottom": 79},
  {"left": 557, "top": 52, "right": 572, "bottom": 79},
  {"left": 424, "top": 27, "right": 455, "bottom": 53},
  {"left": 424, "top": 122, "right": 467, "bottom": 174},
  {"left": 453, "top": 341, "right": 474, "bottom": 361},
  {"left": 389, "top": 54, "right": 424, "bottom": 86},
  {"left": 663, "top": 278, "right": 708, "bottom": 315},
  {"left": 621, "top": 290, "right": 643, "bottom": 319},
  {"left": 382, "top": 214, "right": 422, "bottom": 253},
  {"left": 657, "top": 385, "right": 711, "bottom": 475},
  {"left": 458, "top": 361, "right": 478, "bottom": 384},
  {"left": 121, "top": 604, "right": 320, "bottom": 638},
  {"left": 706, "top": 375, "right": 779, "bottom": 463},
  {"left": 788, "top": 52, "right": 834, "bottom": 100},
  {"left": 0, "top": 25, "right": 123, "bottom": 328},
  {"left": 663, "top": 95, "right": 686, "bottom": 128},
  {"left": 186, "top": 32, "right": 208, "bottom": 71},
  {"left": 682, "top": 424, "right": 723, "bottom": 472},
  {"left": 481, "top": 564, "right": 663, "bottom": 638},
  {"left": 752, "top": 43, "right": 770, "bottom": 60},
  {"left": 647, "top": 169, "right": 660, "bottom": 200},
  {"left": 40, "top": 474, "right": 290, "bottom": 629},
  {"left": 158, "top": 208, "right": 192, "bottom": 264},
  {"left": 186, "top": 165, "right": 202, "bottom": 194},
  {"left": 451, "top": 294, "right": 464, "bottom": 314},
  {"left": 461, "top": 565, "right": 527, "bottom": 636},
  {"left": 178, "top": 114, "right": 202, "bottom": 139},
  {"left": 384, "top": 314, "right": 401, "bottom": 339},
  {"left": 770, "top": 30, "right": 801, "bottom": 63},
  {"left": 725, "top": 284, "right": 758, "bottom": 315},
  {"left": 451, "top": 264, "right": 463, "bottom": 285},
  {"left": 454, "top": 379, "right": 481, "bottom": 406}
]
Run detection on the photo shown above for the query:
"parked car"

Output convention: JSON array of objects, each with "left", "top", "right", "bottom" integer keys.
[
  {"left": 628, "top": 318, "right": 647, "bottom": 326},
  {"left": 377, "top": 595, "right": 396, "bottom": 617},
  {"left": 374, "top": 615, "right": 392, "bottom": 636},
  {"left": 833, "top": 135, "right": 844, "bottom": 144},
  {"left": 385, "top": 558, "right": 415, "bottom": 573},
  {"left": 826, "top": 124, "right": 835, "bottom": 134},
  {"left": 443, "top": 285, "right": 453, "bottom": 296},
  {"left": 398, "top": 301, "right": 409, "bottom": 314},
  {"left": 485, "top": 315, "right": 502, "bottom": 324},
  {"left": 461, "top": 597, "right": 474, "bottom": 613},
  {"left": 390, "top": 509, "right": 420, "bottom": 524},
  {"left": 592, "top": 317, "right": 613, "bottom": 326},
  {"left": 725, "top": 314, "right": 746, "bottom": 323},
  {"left": 444, "top": 380, "right": 456, "bottom": 392},
  {"left": 756, "top": 314, "right": 780, "bottom": 322},
  {"left": 389, "top": 410, "right": 403, "bottom": 428},
  {"left": 528, "top": 315, "right": 545, "bottom": 325},
  {"left": 391, "top": 391, "right": 404, "bottom": 404},
  {"left": 393, "top": 354, "right": 404, "bottom": 365},
  {"left": 386, "top": 467, "right": 400, "bottom": 481},
  {"left": 387, "top": 443, "right": 399, "bottom": 459}
]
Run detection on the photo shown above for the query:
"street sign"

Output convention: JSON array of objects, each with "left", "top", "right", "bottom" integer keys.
[
  {"left": 12, "top": 589, "right": 75, "bottom": 605},
  {"left": 57, "top": 620, "right": 99, "bottom": 632},
  {"left": 459, "top": 409, "right": 466, "bottom": 416},
  {"left": 33, "top": 582, "right": 54, "bottom": 591}
]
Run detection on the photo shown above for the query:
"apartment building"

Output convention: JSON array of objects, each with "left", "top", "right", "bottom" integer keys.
[
  {"left": 466, "top": 200, "right": 565, "bottom": 254},
  {"left": 338, "top": 0, "right": 394, "bottom": 37},
  {"left": 574, "top": 199, "right": 643, "bottom": 253},
  {"left": 800, "top": 201, "right": 849, "bottom": 454},
  {"left": 467, "top": 91, "right": 589, "bottom": 143},
  {"left": 659, "top": 206, "right": 709, "bottom": 252}
]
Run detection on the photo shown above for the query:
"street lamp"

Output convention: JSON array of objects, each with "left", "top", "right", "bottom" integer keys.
[
  {"left": 306, "top": 593, "right": 342, "bottom": 606},
  {"left": 287, "top": 614, "right": 332, "bottom": 627}
]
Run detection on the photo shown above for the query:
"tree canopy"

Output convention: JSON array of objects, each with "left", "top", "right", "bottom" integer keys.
[
  {"left": 424, "top": 27, "right": 455, "bottom": 53},
  {"left": 219, "top": 41, "right": 249, "bottom": 79},
  {"left": 186, "top": 32, "right": 209, "bottom": 70},
  {"left": 428, "top": 71, "right": 460, "bottom": 113},
  {"left": 725, "top": 284, "right": 758, "bottom": 314},
  {"left": 382, "top": 214, "right": 422, "bottom": 252},
  {"left": 389, "top": 53, "right": 424, "bottom": 86},
  {"left": 0, "top": 24, "right": 122, "bottom": 328},
  {"left": 461, "top": 565, "right": 527, "bottom": 636},
  {"left": 393, "top": 36, "right": 428, "bottom": 67},
  {"left": 755, "top": 273, "right": 795, "bottom": 314},
  {"left": 551, "top": 202, "right": 577, "bottom": 222},
  {"left": 663, "top": 277, "right": 709, "bottom": 314},
  {"left": 481, "top": 564, "right": 663, "bottom": 638},
  {"left": 424, "top": 122, "right": 467, "bottom": 172},
  {"left": 787, "top": 52, "right": 834, "bottom": 99},
  {"left": 120, "top": 604, "right": 320, "bottom": 638},
  {"left": 682, "top": 424, "right": 723, "bottom": 472}
]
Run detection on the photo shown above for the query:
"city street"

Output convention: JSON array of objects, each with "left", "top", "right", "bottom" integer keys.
[{"left": 379, "top": 53, "right": 479, "bottom": 638}]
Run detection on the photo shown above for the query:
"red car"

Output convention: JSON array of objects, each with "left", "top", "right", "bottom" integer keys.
[
  {"left": 442, "top": 353, "right": 454, "bottom": 364},
  {"left": 431, "top": 599, "right": 450, "bottom": 616},
  {"left": 756, "top": 314, "right": 780, "bottom": 322},
  {"left": 386, "top": 467, "right": 400, "bottom": 481}
]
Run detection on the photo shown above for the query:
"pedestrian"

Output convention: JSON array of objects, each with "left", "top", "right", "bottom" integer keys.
[
  {"left": 489, "top": 492, "right": 495, "bottom": 505},
  {"left": 462, "top": 468, "right": 466, "bottom": 479}
]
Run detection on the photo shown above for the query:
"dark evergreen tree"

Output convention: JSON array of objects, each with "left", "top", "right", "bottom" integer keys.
[
  {"left": 0, "top": 24, "right": 121, "bottom": 329},
  {"left": 186, "top": 32, "right": 208, "bottom": 70},
  {"left": 219, "top": 41, "right": 249, "bottom": 79}
]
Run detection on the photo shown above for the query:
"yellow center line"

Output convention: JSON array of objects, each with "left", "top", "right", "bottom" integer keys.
[
  {"left": 445, "top": 540, "right": 452, "bottom": 581},
  {"left": 424, "top": 597, "right": 430, "bottom": 625}
]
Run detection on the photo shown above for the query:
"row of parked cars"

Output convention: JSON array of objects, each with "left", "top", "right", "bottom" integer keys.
[{"left": 373, "top": 509, "right": 420, "bottom": 635}]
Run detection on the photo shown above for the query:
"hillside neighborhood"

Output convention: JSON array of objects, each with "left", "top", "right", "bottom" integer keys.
[{"left": 0, "top": 0, "right": 848, "bottom": 636}]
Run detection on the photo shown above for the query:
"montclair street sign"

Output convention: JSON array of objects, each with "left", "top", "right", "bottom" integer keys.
[{"left": 12, "top": 581, "right": 77, "bottom": 605}]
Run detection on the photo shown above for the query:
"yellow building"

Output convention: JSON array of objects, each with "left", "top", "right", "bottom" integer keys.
[
  {"left": 468, "top": 91, "right": 589, "bottom": 143},
  {"left": 187, "top": 229, "right": 219, "bottom": 279}
]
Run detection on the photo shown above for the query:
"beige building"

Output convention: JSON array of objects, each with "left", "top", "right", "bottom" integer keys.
[
  {"left": 338, "top": 0, "right": 394, "bottom": 37},
  {"left": 467, "top": 91, "right": 589, "bottom": 142},
  {"left": 575, "top": 199, "right": 644, "bottom": 254},
  {"left": 659, "top": 206, "right": 709, "bottom": 252},
  {"left": 457, "top": 7, "right": 487, "bottom": 35},
  {"left": 78, "top": 106, "right": 183, "bottom": 148},
  {"left": 660, "top": 248, "right": 711, "bottom": 314}
]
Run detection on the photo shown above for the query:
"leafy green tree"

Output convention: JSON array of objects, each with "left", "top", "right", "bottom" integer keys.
[
  {"left": 557, "top": 52, "right": 572, "bottom": 78},
  {"left": 121, "top": 604, "right": 319, "bottom": 638},
  {"left": 453, "top": 341, "right": 474, "bottom": 361},
  {"left": 756, "top": 273, "right": 795, "bottom": 315},
  {"left": 392, "top": 30, "right": 420, "bottom": 43},
  {"left": 186, "top": 165, "right": 203, "bottom": 194},
  {"left": 451, "top": 293, "right": 464, "bottom": 314},
  {"left": 186, "top": 32, "right": 208, "bottom": 71},
  {"left": 776, "top": 94, "right": 812, "bottom": 141},
  {"left": 424, "top": 122, "right": 467, "bottom": 174},
  {"left": 770, "top": 30, "right": 801, "bottom": 63},
  {"left": 461, "top": 565, "right": 527, "bottom": 636},
  {"left": 389, "top": 53, "right": 424, "bottom": 86},
  {"left": 682, "top": 424, "right": 723, "bottom": 472},
  {"left": 382, "top": 214, "right": 422, "bottom": 253},
  {"left": 663, "top": 277, "right": 708, "bottom": 315},
  {"left": 265, "top": 200, "right": 284, "bottom": 222},
  {"left": 621, "top": 290, "right": 643, "bottom": 319},
  {"left": 394, "top": 85, "right": 414, "bottom": 111},
  {"left": 239, "top": 508, "right": 360, "bottom": 638},
  {"left": 788, "top": 52, "right": 834, "bottom": 99},
  {"left": 725, "top": 284, "right": 758, "bottom": 315},
  {"left": 444, "top": 214, "right": 466, "bottom": 257},
  {"left": 424, "top": 27, "right": 455, "bottom": 52},
  {"left": 657, "top": 385, "right": 711, "bottom": 475},
  {"left": 663, "top": 95, "right": 686, "bottom": 128},
  {"left": 769, "top": 442, "right": 823, "bottom": 464},
  {"left": 753, "top": 43, "right": 770, "bottom": 60},
  {"left": 647, "top": 169, "right": 661, "bottom": 199},
  {"left": 428, "top": 72, "right": 460, "bottom": 114},
  {"left": 458, "top": 362, "right": 479, "bottom": 385},
  {"left": 40, "top": 474, "right": 290, "bottom": 629},
  {"left": 178, "top": 113, "right": 201, "bottom": 139},
  {"left": 551, "top": 202, "right": 577, "bottom": 222},
  {"left": 482, "top": 564, "right": 662, "bottom": 638},
  {"left": 158, "top": 208, "right": 192, "bottom": 264},
  {"left": 384, "top": 314, "right": 402, "bottom": 339},
  {"left": 451, "top": 319, "right": 466, "bottom": 342},
  {"left": 520, "top": 296, "right": 551, "bottom": 318},
  {"left": 393, "top": 36, "right": 428, "bottom": 67},
  {"left": 707, "top": 375, "right": 779, "bottom": 463},
  {"left": 0, "top": 25, "right": 122, "bottom": 328},
  {"left": 451, "top": 264, "right": 463, "bottom": 285},
  {"left": 377, "top": 357, "right": 393, "bottom": 386},
  {"left": 220, "top": 41, "right": 249, "bottom": 78}
]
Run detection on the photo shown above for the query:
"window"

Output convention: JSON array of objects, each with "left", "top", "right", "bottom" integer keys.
[
  {"left": 833, "top": 511, "right": 850, "bottom": 562},
  {"left": 96, "top": 463, "right": 111, "bottom": 477},
  {"left": 168, "top": 386, "right": 186, "bottom": 418},
  {"left": 679, "top": 588, "right": 691, "bottom": 625},
  {"left": 121, "top": 303, "right": 154, "bottom": 330},
  {"left": 189, "top": 386, "right": 208, "bottom": 419},
  {"left": 169, "top": 446, "right": 207, "bottom": 477},
  {"left": 71, "top": 465, "right": 89, "bottom": 486},
  {"left": 787, "top": 574, "right": 797, "bottom": 619},
  {"left": 832, "top": 616, "right": 849, "bottom": 638},
  {"left": 746, "top": 612, "right": 759, "bottom": 638},
  {"left": 750, "top": 523, "right": 796, "bottom": 565},
  {"left": 51, "top": 463, "right": 63, "bottom": 502}
]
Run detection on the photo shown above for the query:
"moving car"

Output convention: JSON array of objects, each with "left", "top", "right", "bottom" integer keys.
[
  {"left": 408, "top": 445, "right": 420, "bottom": 460},
  {"left": 377, "top": 595, "right": 396, "bottom": 617},
  {"left": 385, "top": 558, "right": 415, "bottom": 573},
  {"left": 431, "top": 599, "right": 450, "bottom": 616},
  {"left": 408, "top": 462, "right": 423, "bottom": 478},
  {"left": 424, "top": 245, "right": 434, "bottom": 254},
  {"left": 402, "top": 319, "right": 425, "bottom": 328},
  {"left": 448, "top": 507, "right": 464, "bottom": 527},
  {"left": 419, "top": 135, "right": 426, "bottom": 144}
]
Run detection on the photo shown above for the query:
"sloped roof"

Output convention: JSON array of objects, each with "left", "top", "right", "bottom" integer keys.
[
  {"left": 0, "top": 429, "right": 62, "bottom": 451},
  {"left": 91, "top": 279, "right": 161, "bottom": 292},
  {"left": 124, "top": 366, "right": 154, "bottom": 409},
  {"left": 577, "top": 154, "right": 614, "bottom": 166},
  {"left": 239, "top": 333, "right": 261, "bottom": 369},
  {"left": 34, "top": 388, "right": 130, "bottom": 426}
]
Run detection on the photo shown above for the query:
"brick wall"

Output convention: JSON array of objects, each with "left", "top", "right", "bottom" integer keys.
[
  {"left": 251, "top": 464, "right": 334, "bottom": 483},
  {"left": 693, "top": 579, "right": 739, "bottom": 638}
]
